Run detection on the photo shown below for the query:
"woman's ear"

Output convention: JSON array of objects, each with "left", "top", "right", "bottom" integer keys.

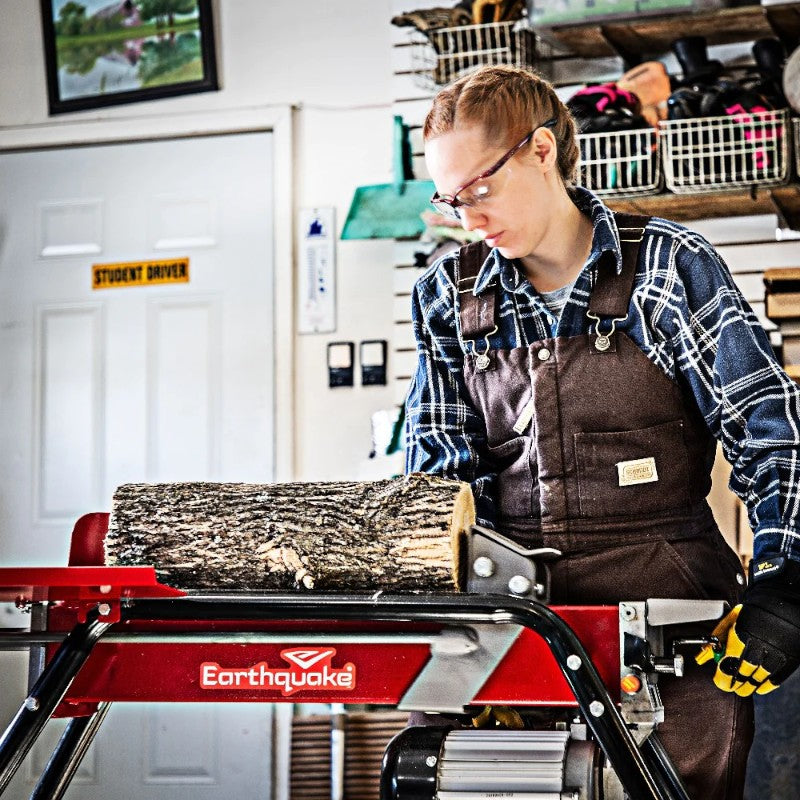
[{"left": 531, "top": 126, "right": 558, "bottom": 172}]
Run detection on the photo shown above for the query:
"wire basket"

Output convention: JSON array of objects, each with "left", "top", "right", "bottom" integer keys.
[
  {"left": 795, "top": 117, "right": 800, "bottom": 177},
  {"left": 409, "top": 21, "right": 536, "bottom": 91},
  {"left": 577, "top": 127, "right": 661, "bottom": 196},
  {"left": 659, "top": 109, "right": 790, "bottom": 193}
]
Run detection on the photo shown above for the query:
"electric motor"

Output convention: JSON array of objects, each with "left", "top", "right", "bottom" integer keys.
[{"left": 381, "top": 726, "right": 626, "bottom": 800}]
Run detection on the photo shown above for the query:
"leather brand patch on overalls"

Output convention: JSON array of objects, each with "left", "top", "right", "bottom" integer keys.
[{"left": 616, "top": 456, "right": 658, "bottom": 486}]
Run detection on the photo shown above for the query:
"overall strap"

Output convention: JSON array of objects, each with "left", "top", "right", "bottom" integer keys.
[
  {"left": 456, "top": 240, "right": 495, "bottom": 341},
  {"left": 588, "top": 212, "right": 651, "bottom": 319}
]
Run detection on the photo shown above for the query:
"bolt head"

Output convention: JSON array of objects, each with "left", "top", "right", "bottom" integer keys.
[
  {"left": 425, "top": 755, "right": 437, "bottom": 768},
  {"left": 98, "top": 603, "right": 112, "bottom": 616},
  {"left": 566, "top": 654, "right": 582, "bottom": 671},
  {"left": 24, "top": 697, "right": 39, "bottom": 712},
  {"left": 620, "top": 604, "right": 637, "bottom": 621},
  {"left": 472, "top": 556, "right": 495, "bottom": 578},
  {"left": 589, "top": 700, "right": 605, "bottom": 718},
  {"left": 508, "top": 575, "right": 532, "bottom": 595}
]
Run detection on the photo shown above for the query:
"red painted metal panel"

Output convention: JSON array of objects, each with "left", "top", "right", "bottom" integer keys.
[
  {"left": 0, "top": 567, "right": 185, "bottom": 612},
  {"left": 42, "top": 606, "right": 620, "bottom": 714},
  {"left": 61, "top": 642, "right": 433, "bottom": 706},
  {"left": 474, "top": 606, "right": 620, "bottom": 705}
]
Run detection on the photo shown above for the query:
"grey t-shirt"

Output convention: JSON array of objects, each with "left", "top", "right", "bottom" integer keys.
[{"left": 538, "top": 280, "right": 575, "bottom": 319}]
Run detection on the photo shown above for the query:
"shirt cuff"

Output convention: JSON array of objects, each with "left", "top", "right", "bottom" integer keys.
[
  {"left": 473, "top": 491, "right": 497, "bottom": 532},
  {"left": 753, "top": 525, "right": 800, "bottom": 565}
]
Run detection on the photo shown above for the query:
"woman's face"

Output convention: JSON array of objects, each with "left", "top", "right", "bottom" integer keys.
[{"left": 425, "top": 124, "right": 558, "bottom": 261}]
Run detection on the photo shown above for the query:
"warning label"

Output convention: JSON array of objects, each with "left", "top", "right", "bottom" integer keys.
[{"left": 92, "top": 258, "right": 189, "bottom": 290}]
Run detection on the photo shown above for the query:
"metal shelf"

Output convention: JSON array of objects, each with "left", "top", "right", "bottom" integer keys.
[{"left": 552, "top": 4, "right": 800, "bottom": 227}]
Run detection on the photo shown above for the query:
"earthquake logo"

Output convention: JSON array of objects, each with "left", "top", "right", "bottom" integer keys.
[{"left": 200, "top": 647, "right": 356, "bottom": 696}]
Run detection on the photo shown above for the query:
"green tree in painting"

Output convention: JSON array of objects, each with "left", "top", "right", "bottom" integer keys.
[
  {"left": 138, "top": 0, "right": 197, "bottom": 28},
  {"left": 138, "top": 31, "right": 201, "bottom": 85},
  {"left": 55, "top": 2, "right": 87, "bottom": 36},
  {"left": 58, "top": 40, "right": 118, "bottom": 76}
]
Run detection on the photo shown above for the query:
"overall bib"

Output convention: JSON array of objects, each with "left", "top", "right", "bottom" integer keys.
[{"left": 456, "top": 215, "right": 754, "bottom": 800}]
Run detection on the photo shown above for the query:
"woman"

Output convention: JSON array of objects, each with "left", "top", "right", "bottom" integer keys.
[{"left": 405, "top": 64, "right": 800, "bottom": 800}]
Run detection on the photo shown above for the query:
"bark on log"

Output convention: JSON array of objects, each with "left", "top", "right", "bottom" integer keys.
[{"left": 105, "top": 473, "right": 475, "bottom": 592}]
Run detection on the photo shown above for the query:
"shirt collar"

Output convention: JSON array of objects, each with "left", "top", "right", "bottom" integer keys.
[{"left": 470, "top": 187, "right": 624, "bottom": 296}]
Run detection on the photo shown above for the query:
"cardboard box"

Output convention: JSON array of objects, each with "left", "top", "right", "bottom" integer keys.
[
  {"left": 764, "top": 267, "right": 800, "bottom": 321},
  {"left": 767, "top": 292, "right": 800, "bottom": 319},
  {"left": 782, "top": 335, "right": 800, "bottom": 366}
]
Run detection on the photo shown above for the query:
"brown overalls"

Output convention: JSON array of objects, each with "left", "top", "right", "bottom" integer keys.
[{"left": 456, "top": 214, "right": 754, "bottom": 800}]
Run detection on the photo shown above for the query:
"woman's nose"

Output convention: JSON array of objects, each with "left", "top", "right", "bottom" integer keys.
[{"left": 458, "top": 205, "right": 485, "bottom": 231}]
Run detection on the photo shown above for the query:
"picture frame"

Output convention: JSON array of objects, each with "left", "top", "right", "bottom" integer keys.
[{"left": 40, "top": 0, "right": 219, "bottom": 115}]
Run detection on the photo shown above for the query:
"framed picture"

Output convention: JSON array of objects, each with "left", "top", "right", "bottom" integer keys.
[{"left": 40, "top": 0, "right": 219, "bottom": 115}]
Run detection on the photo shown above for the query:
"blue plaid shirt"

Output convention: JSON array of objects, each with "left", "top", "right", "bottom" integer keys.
[{"left": 405, "top": 187, "right": 800, "bottom": 564}]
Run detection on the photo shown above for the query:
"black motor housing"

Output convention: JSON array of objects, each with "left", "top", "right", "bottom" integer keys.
[{"left": 381, "top": 726, "right": 449, "bottom": 800}]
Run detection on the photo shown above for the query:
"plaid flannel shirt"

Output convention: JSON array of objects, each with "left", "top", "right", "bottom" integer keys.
[{"left": 405, "top": 187, "right": 800, "bottom": 564}]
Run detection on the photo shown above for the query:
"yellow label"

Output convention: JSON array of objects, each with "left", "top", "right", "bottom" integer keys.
[
  {"left": 617, "top": 457, "right": 658, "bottom": 487},
  {"left": 92, "top": 258, "right": 189, "bottom": 290}
]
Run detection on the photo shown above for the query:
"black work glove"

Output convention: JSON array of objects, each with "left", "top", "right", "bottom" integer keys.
[{"left": 696, "top": 555, "right": 800, "bottom": 696}]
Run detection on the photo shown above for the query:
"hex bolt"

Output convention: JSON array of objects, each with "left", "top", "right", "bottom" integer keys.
[
  {"left": 620, "top": 604, "right": 637, "bottom": 621},
  {"left": 98, "top": 603, "right": 112, "bottom": 617},
  {"left": 508, "top": 575, "right": 532, "bottom": 595},
  {"left": 589, "top": 701, "right": 605, "bottom": 718},
  {"left": 425, "top": 755, "right": 437, "bottom": 768},
  {"left": 472, "top": 557, "right": 495, "bottom": 578},
  {"left": 24, "top": 697, "right": 39, "bottom": 712},
  {"left": 566, "top": 655, "right": 582, "bottom": 671},
  {"left": 534, "top": 583, "right": 546, "bottom": 597}
]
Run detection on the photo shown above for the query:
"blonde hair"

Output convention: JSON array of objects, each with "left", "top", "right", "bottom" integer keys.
[{"left": 423, "top": 65, "right": 579, "bottom": 186}]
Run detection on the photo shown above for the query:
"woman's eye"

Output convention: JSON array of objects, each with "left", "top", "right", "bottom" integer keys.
[{"left": 471, "top": 182, "right": 491, "bottom": 200}]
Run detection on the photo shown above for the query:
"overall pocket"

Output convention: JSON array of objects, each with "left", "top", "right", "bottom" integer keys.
[
  {"left": 549, "top": 539, "right": 708, "bottom": 604},
  {"left": 490, "top": 436, "right": 537, "bottom": 518},
  {"left": 574, "top": 420, "right": 691, "bottom": 519}
]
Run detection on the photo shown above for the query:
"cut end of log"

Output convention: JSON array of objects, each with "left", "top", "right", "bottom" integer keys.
[{"left": 449, "top": 480, "right": 475, "bottom": 589}]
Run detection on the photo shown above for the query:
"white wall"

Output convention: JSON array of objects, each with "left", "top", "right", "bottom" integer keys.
[{"left": 0, "top": 0, "right": 401, "bottom": 482}]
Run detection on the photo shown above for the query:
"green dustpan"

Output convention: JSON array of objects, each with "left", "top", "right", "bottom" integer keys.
[{"left": 341, "top": 116, "right": 435, "bottom": 240}]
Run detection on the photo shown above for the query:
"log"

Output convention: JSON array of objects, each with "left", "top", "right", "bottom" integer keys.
[{"left": 105, "top": 473, "right": 475, "bottom": 592}]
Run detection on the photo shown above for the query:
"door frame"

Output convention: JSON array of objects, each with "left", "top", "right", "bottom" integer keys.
[{"left": 0, "top": 106, "right": 296, "bottom": 481}]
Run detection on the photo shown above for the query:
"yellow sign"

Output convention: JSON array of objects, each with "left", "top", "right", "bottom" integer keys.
[{"left": 92, "top": 258, "right": 189, "bottom": 290}]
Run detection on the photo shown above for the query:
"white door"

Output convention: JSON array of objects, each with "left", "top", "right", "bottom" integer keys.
[{"left": 0, "top": 133, "right": 275, "bottom": 798}]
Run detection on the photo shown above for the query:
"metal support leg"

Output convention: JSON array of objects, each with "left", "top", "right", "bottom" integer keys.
[
  {"left": 29, "top": 703, "right": 111, "bottom": 800},
  {"left": 640, "top": 733, "right": 693, "bottom": 800},
  {"left": 0, "top": 612, "right": 110, "bottom": 797}
]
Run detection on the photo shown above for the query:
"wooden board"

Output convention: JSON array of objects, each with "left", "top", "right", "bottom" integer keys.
[{"left": 545, "top": 4, "right": 797, "bottom": 59}]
